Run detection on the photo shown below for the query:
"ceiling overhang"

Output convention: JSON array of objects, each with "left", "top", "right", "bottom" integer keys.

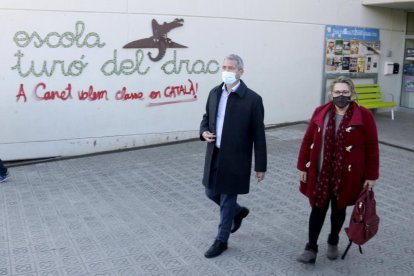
[{"left": 362, "top": 0, "right": 414, "bottom": 10}]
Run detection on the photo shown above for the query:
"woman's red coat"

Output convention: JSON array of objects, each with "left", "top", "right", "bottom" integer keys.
[{"left": 297, "top": 102, "right": 379, "bottom": 209}]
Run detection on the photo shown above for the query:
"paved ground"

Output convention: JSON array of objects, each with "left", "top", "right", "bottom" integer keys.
[
  {"left": 375, "top": 110, "right": 414, "bottom": 151},
  {"left": 1, "top": 112, "right": 414, "bottom": 276}
]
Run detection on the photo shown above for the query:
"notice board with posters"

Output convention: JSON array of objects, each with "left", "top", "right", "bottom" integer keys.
[
  {"left": 325, "top": 25, "right": 380, "bottom": 74},
  {"left": 322, "top": 25, "right": 380, "bottom": 103},
  {"left": 325, "top": 25, "right": 380, "bottom": 73}
]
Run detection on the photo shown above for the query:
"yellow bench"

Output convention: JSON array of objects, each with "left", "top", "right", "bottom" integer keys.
[{"left": 354, "top": 84, "right": 396, "bottom": 120}]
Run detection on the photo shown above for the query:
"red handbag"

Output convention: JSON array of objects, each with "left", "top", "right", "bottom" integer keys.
[{"left": 341, "top": 186, "right": 380, "bottom": 259}]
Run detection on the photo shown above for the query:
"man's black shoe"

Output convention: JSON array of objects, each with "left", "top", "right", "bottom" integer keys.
[
  {"left": 231, "top": 207, "right": 249, "bottom": 233},
  {"left": 204, "top": 240, "right": 228, "bottom": 258}
]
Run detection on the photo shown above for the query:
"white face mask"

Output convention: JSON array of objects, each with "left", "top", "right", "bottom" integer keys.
[{"left": 222, "top": 71, "right": 237, "bottom": 85}]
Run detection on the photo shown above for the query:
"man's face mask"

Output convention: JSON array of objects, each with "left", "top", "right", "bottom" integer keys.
[{"left": 222, "top": 71, "right": 237, "bottom": 85}]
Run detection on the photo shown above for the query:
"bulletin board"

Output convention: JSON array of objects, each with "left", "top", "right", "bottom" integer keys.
[
  {"left": 321, "top": 25, "right": 380, "bottom": 104},
  {"left": 325, "top": 25, "right": 380, "bottom": 74}
]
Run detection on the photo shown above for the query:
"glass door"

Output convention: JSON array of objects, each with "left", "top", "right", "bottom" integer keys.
[
  {"left": 401, "top": 13, "right": 414, "bottom": 109},
  {"left": 401, "top": 38, "right": 414, "bottom": 108}
]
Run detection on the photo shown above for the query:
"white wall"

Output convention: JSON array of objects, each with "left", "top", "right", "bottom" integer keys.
[{"left": 0, "top": 0, "right": 407, "bottom": 160}]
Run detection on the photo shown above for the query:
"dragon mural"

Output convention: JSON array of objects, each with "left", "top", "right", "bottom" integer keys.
[{"left": 123, "top": 18, "right": 187, "bottom": 62}]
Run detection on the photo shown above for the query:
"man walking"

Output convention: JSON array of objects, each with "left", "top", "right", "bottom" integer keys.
[{"left": 200, "top": 54, "right": 267, "bottom": 258}]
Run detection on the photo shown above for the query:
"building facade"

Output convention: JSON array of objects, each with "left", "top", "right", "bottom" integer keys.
[{"left": 0, "top": 0, "right": 411, "bottom": 160}]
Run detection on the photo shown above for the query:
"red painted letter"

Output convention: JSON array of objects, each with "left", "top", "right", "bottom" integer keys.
[{"left": 16, "top": 84, "right": 27, "bottom": 102}]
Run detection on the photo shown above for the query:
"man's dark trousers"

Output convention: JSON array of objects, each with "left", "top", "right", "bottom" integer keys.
[
  {"left": 205, "top": 147, "right": 241, "bottom": 243},
  {"left": 0, "top": 159, "right": 7, "bottom": 176}
]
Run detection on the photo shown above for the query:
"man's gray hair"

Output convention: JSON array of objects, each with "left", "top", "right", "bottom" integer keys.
[{"left": 225, "top": 54, "right": 244, "bottom": 70}]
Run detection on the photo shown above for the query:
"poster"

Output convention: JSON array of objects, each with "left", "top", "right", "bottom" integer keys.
[
  {"left": 325, "top": 25, "right": 380, "bottom": 73},
  {"left": 406, "top": 48, "right": 414, "bottom": 59},
  {"left": 404, "top": 75, "right": 414, "bottom": 92},
  {"left": 404, "top": 64, "right": 414, "bottom": 75}
]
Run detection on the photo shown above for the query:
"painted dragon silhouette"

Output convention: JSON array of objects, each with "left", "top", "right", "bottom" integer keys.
[{"left": 123, "top": 18, "right": 187, "bottom": 62}]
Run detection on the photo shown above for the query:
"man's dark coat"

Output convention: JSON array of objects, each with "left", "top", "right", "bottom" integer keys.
[{"left": 200, "top": 80, "right": 267, "bottom": 194}]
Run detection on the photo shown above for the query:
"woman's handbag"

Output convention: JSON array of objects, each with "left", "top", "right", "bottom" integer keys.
[{"left": 341, "top": 186, "right": 380, "bottom": 259}]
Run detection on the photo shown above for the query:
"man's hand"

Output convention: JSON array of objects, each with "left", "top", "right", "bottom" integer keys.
[
  {"left": 299, "top": 171, "right": 307, "bottom": 183},
  {"left": 256, "top": 172, "right": 265, "bottom": 182},
  {"left": 202, "top": 131, "right": 216, "bottom": 143},
  {"left": 364, "top": 180, "right": 376, "bottom": 190}
]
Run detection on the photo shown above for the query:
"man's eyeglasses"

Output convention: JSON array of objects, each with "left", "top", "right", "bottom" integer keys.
[{"left": 332, "top": 90, "right": 351, "bottom": 96}]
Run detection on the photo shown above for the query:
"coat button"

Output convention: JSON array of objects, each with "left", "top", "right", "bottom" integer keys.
[
  {"left": 318, "top": 127, "right": 321, "bottom": 133},
  {"left": 310, "top": 143, "right": 314, "bottom": 149},
  {"left": 348, "top": 164, "right": 352, "bottom": 172},
  {"left": 306, "top": 161, "right": 311, "bottom": 168},
  {"left": 345, "top": 145, "right": 353, "bottom": 152},
  {"left": 346, "top": 127, "right": 353, "bottom": 132}
]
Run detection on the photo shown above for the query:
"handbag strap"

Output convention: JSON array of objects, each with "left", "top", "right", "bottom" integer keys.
[
  {"left": 341, "top": 240, "right": 353, "bottom": 259},
  {"left": 341, "top": 239, "right": 364, "bottom": 259}
]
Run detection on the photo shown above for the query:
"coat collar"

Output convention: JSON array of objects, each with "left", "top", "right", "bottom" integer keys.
[
  {"left": 313, "top": 102, "right": 363, "bottom": 127},
  {"left": 213, "top": 80, "right": 247, "bottom": 98}
]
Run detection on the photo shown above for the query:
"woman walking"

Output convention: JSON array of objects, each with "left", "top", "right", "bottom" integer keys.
[{"left": 296, "top": 76, "right": 379, "bottom": 264}]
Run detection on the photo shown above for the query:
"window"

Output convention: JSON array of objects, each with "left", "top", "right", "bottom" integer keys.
[{"left": 407, "top": 12, "right": 414, "bottom": 35}]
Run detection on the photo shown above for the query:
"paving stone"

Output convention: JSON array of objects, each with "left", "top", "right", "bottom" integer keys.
[{"left": 1, "top": 125, "right": 414, "bottom": 275}]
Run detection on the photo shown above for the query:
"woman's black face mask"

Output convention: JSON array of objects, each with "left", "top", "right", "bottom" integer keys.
[{"left": 333, "top": 95, "right": 351, "bottom": 108}]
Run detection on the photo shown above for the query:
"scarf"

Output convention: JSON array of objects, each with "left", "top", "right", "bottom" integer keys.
[{"left": 314, "top": 102, "right": 354, "bottom": 208}]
